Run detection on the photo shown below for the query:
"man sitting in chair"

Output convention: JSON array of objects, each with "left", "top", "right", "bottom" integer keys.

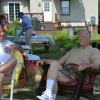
[
  {"left": 37, "top": 29, "right": 100, "bottom": 100},
  {"left": 0, "top": 26, "right": 17, "bottom": 97}
]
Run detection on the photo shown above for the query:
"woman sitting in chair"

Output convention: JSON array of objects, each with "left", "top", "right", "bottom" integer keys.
[{"left": 0, "top": 26, "right": 17, "bottom": 97}]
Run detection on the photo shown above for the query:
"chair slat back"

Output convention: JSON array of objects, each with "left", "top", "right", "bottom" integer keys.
[{"left": 12, "top": 50, "right": 24, "bottom": 83}]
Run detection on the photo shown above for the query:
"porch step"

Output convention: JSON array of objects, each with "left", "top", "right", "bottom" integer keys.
[{"left": 41, "top": 22, "right": 58, "bottom": 31}]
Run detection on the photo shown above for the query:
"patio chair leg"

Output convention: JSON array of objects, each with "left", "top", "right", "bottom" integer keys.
[
  {"left": 10, "top": 67, "right": 16, "bottom": 100},
  {"left": 72, "top": 71, "right": 86, "bottom": 100}
]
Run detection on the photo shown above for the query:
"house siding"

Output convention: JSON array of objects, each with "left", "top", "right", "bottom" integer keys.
[
  {"left": 30, "top": 0, "right": 58, "bottom": 22},
  {"left": 30, "top": 0, "right": 42, "bottom": 13},
  {"left": 82, "top": 0, "right": 98, "bottom": 25},
  {"left": 0, "top": 0, "right": 30, "bottom": 14},
  {"left": 56, "top": 0, "right": 98, "bottom": 25},
  {"left": 52, "top": 0, "right": 98, "bottom": 33},
  {"left": 36, "top": 0, "right": 85, "bottom": 23},
  {"left": 0, "top": 0, "right": 98, "bottom": 25},
  {"left": 52, "top": 0, "right": 60, "bottom": 22},
  {"left": 59, "top": 0, "right": 85, "bottom": 22}
]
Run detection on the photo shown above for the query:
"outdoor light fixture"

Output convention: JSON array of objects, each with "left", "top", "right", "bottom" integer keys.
[{"left": 38, "top": 2, "right": 41, "bottom": 7}]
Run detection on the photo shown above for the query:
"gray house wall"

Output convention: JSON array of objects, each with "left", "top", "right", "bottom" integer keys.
[
  {"left": 53, "top": 0, "right": 98, "bottom": 25},
  {"left": 57, "top": 0, "right": 85, "bottom": 22}
]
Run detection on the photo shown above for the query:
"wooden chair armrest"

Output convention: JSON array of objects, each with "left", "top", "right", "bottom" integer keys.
[
  {"left": 81, "top": 67, "right": 100, "bottom": 74},
  {"left": 72, "top": 69, "right": 90, "bottom": 100}
]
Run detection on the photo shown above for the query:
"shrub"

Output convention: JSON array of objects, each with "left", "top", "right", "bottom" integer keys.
[
  {"left": 5, "top": 19, "right": 21, "bottom": 36},
  {"left": 53, "top": 30, "right": 78, "bottom": 50},
  {"left": 91, "top": 33, "right": 100, "bottom": 41},
  {"left": 90, "top": 33, "right": 100, "bottom": 49}
]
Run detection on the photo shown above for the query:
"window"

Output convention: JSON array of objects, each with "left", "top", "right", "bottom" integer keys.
[
  {"left": 9, "top": 3, "right": 20, "bottom": 22},
  {"left": 44, "top": 1, "right": 50, "bottom": 12},
  {"left": 61, "top": 0, "right": 70, "bottom": 15}
]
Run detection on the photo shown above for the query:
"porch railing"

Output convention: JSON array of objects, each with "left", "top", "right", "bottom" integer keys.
[
  {"left": 24, "top": 13, "right": 44, "bottom": 22},
  {"left": 60, "top": 21, "right": 86, "bottom": 28},
  {"left": 3, "top": 13, "right": 44, "bottom": 22}
]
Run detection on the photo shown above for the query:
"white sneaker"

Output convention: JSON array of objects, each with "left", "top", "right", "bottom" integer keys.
[{"left": 37, "top": 90, "right": 54, "bottom": 100}]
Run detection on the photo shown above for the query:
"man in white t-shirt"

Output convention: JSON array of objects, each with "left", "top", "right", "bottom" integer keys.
[{"left": 0, "top": 27, "right": 17, "bottom": 97}]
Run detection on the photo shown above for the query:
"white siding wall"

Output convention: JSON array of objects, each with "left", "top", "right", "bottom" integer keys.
[
  {"left": 0, "top": 0, "right": 30, "bottom": 14},
  {"left": 30, "top": 0, "right": 42, "bottom": 13},
  {"left": 82, "top": 0, "right": 98, "bottom": 24},
  {"left": 21, "top": 0, "right": 30, "bottom": 13}
]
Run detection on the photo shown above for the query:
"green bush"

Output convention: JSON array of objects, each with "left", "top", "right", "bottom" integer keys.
[
  {"left": 53, "top": 30, "right": 78, "bottom": 50},
  {"left": 5, "top": 19, "right": 21, "bottom": 36},
  {"left": 90, "top": 33, "right": 100, "bottom": 49},
  {"left": 91, "top": 33, "right": 100, "bottom": 41},
  {"left": 53, "top": 29, "right": 100, "bottom": 50}
]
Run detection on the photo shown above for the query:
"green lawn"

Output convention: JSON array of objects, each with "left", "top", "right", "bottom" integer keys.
[{"left": 32, "top": 44, "right": 66, "bottom": 59}]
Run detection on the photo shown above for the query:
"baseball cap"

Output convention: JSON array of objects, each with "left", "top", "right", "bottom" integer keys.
[{"left": 18, "top": 12, "right": 24, "bottom": 18}]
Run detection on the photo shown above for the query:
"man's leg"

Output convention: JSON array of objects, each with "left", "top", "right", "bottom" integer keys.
[
  {"left": 37, "top": 60, "right": 72, "bottom": 100},
  {"left": 25, "top": 29, "right": 32, "bottom": 46}
]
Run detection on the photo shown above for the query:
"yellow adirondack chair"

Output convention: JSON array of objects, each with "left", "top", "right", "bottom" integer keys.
[{"left": 3, "top": 50, "right": 24, "bottom": 100}]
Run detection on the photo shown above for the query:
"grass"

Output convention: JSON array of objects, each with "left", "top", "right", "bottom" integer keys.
[{"left": 32, "top": 44, "right": 66, "bottom": 59}]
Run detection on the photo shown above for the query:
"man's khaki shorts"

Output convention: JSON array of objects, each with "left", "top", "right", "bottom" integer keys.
[{"left": 60, "top": 64, "right": 78, "bottom": 80}]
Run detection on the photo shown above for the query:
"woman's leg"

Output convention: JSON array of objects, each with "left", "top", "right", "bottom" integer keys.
[
  {"left": 0, "top": 73, "right": 5, "bottom": 96},
  {"left": 0, "top": 57, "right": 17, "bottom": 76}
]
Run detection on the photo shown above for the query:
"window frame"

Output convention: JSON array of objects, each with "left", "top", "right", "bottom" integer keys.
[
  {"left": 60, "top": 0, "right": 70, "bottom": 15},
  {"left": 44, "top": 1, "right": 50, "bottom": 12},
  {"left": 8, "top": 2, "right": 21, "bottom": 22}
]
